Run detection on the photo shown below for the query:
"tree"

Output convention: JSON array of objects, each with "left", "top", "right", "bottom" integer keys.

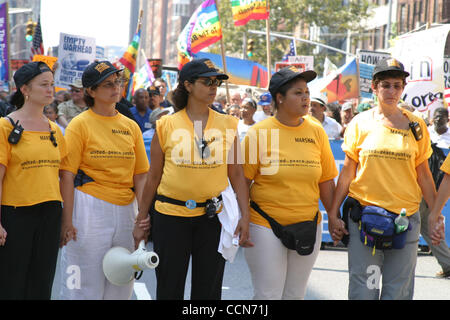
[{"left": 210, "top": 0, "right": 373, "bottom": 75}]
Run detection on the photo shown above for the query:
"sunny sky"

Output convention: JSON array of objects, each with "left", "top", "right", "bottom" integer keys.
[{"left": 40, "top": 0, "right": 132, "bottom": 49}]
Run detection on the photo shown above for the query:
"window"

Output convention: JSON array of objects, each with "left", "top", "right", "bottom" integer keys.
[{"left": 433, "top": 0, "right": 438, "bottom": 22}]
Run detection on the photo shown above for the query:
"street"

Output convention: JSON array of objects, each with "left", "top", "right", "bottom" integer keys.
[{"left": 52, "top": 240, "right": 450, "bottom": 301}]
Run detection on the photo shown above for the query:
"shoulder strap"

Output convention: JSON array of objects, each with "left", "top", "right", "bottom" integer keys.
[
  {"left": 5, "top": 116, "right": 16, "bottom": 127},
  {"left": 250, "top": 201, "right": 284, "bottom": 237}
]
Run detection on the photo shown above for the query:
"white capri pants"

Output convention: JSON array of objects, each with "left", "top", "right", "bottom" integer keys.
[
  {"left": 60, "top": 189, "right": 137, "bottom": 300},
  {"left": 244, "top": 222, "right": 322, "bottom": 300}
]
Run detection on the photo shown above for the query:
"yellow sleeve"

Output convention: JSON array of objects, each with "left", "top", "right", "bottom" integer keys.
[
  {"left": 342, "top": 118, "right": 360, "bottom": 163},
  {"left": 60, "top": 120, "right": 84, "bottom": 175},
  {"left": 441, "top": 154, "right": 450, "bottom": 174},
  {"left": 133, "top": 124, "right": 150, "bottom": 175},
  {"left": 155, "top": 116, "right": 167, "bottom": 153},
  {"left": 0, "top": 120, "right": 11, "bottom": 167},
  {"left": 415, "top": 118, "right": 432, "bottom": 167},
  {"left": 241, "top": 127, "right": 259, "bottom": 180},
  {"left": 318, "top": 128, "right": 338, "bottom": 182}
]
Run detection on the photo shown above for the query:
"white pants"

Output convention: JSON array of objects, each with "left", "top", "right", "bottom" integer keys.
[
  {"left": 244, "top": 223, "right": 322, "bottom": 300},
  {"left": 60, "top": 189, "right": 137, "bottom": 300}
]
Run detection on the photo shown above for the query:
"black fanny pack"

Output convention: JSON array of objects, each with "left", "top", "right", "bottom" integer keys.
[{"left": 250, "top": 201, "right": 318, "bottom": 256}]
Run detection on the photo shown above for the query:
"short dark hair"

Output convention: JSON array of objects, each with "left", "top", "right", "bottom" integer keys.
[
  {"left": 83, "top": 84, "right": 99, "bottom": 107},
  {"left": 372, "top": 71, "right": 407, "bottom": 88}
]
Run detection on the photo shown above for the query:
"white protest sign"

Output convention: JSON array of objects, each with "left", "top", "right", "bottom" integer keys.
[
  {"left": 357, "top": 49, "right": 390, "bottom": 66},
  {"left": 54, "top": 33, "right": 96, "bottom": 89},
  {"left": 287, "top": 56, "right": 314, "bottom": 70},
  {"left": 390, "top": 25, "right": 450, "bottom": 115}
]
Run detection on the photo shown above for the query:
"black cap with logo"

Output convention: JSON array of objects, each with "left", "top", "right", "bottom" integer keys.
[
  {"left": 179, "top": 58, "right": 229, "bottom": 83},
  {"left": 13, "top": 61, "right": 52, "bottom": 89},
  {"left": 82, "top": 60, "right": 123, "bottom": 88},
  {"left": 269, "top": 66, "right": 317, "bottom": 98},
  {"left": 373, "top": 58, "right": 410, "bottom": 78}
]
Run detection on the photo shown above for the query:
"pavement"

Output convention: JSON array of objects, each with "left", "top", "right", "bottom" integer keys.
[{"left": 52, "top": 242, "right": 450, "bottom": 300}]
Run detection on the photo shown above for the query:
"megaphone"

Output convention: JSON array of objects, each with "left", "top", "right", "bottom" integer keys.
[{"left": 103, "top": 240, "right": 159, "bottom": 286}]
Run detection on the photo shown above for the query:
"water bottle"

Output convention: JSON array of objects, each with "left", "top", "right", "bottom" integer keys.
[{"left": 395, "top": 208, "right": 409, "bottom": 233}]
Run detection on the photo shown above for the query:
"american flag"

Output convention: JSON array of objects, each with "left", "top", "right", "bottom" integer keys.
[
  {"left": 30, "top": 17, "right": 44, "bottom": 61},
  {"left": 282, "top": 39, "right": 297, "bottom": 62}
]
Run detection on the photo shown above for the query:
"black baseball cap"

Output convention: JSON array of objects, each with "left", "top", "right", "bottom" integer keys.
[
  {"left": 373, "top": 58, "right": 410, "bottom": 78},
  {"left": 147, "top": 84, "right": 160, "bottom": 96},
  {"left": 13, "top": 61, "right": 52, "bottom": 89},
  {"left": 82, "top": 60, "right": 123, "bottom": 88},
  {"left": 269, "top": 66, "right": 317, "bottom": 98},
  {"left": 179, "top": 58, "right": 229, "bottom": 83}
]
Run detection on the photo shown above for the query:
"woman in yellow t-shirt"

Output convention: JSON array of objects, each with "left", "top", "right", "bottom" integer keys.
[
  {"left": 328, "top": 58, "right": 436, "bottom": 300},
  {"left": 59, "top": 61, "right": 149, "bottom": 300},
  {"left": 134, "top": 59, "right": 251, "bottom": 300},
  {"left": 0, "top": 62, "right": 66, "bottom": 299},
  {"left": 429, "top": 154, "right": 450, "bottom": 246},
  {"left": 242, "top": 67, "right": 338, "bottom": 300}
]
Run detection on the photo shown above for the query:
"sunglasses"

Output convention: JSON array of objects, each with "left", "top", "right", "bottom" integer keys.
[
  {"left": 99, "top": 79, "right": 124, "bottom": 89},
  {"left": 379, "top": 82, "right": 404, "bottom": 90},
  {"left": 197, "top": 78, "right": 223, "bottom": 87}
]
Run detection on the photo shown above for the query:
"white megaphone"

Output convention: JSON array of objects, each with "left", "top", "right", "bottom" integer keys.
[{"left": 102, "top": 240, "right": 159, "bottom": 286}]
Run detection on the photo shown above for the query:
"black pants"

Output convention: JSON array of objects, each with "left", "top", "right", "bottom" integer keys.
[
  {"left": 0, "top": 201, "right": 62, "bottom": 300},
  {"left": 152, "top": 210, "right": 225, "bottom": 300}
]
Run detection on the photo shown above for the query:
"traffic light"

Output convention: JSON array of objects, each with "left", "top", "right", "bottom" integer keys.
[
  {"left": 25, "top": 20, "right": 35, "bottom": 42},
  {"left": 247, "top": 39, "right": 255, "bottom": 58}
]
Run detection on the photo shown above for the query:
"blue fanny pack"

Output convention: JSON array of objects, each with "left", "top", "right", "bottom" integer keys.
[{"left": 359, "top": 206, "right": 411, "bottom": 255}]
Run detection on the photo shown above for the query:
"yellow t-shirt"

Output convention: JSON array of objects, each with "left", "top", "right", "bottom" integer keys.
[
  {"left": 342, "top": 107, "right": 432, "bottom": 215},
  {"left": 242, "top": 116, "right": 338, "bottom": 228},
  {"left": 0, "top": 118, "right": 67, "bottom": 206},
  {"left": 155, "top": 108, "right": 238, "bottom": 217},
  {"left": 440, "top": 154, "right": 450, "bottom": 174},
  {"left": 61, "top": 108, "right": 149, "bottom": 205}
]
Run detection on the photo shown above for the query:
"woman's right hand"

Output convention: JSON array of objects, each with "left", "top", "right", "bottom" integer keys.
[
  {"left": 328, "top": 214, "right": 348, "bottom": 246},
  {"left": 59, "top": 221, "right": 78, "bottom": 248},
  {"left": 133, "top": 224, "right": 149, "bottom": 250},
  {"left": 0, "top": 224, "right": 7, "bottom": 246}
]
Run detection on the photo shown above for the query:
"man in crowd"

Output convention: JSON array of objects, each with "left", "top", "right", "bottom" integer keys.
[
  {"left": 153, "top": 78, "right": 173, "bottom": 108},
  {"left": 429, "top": 107, "right": 450, "bottom": 149},
  {"left": 148, "top": 85, "right": 162, "bottom": 111},
  {"left": 340, "top": 101, "right": 354, "bottom": 137},
  {"left": 130, "top": 88, "right": 152, "bottom": 133},
  {"left": 57, "top": 79, "right": 87, "bottom": 127},
  {"left": 253, "top": 92, "right": 273, "bottom": 123},
  {"left": 309, "top": 95, "right": 342, "bottom": 140}
]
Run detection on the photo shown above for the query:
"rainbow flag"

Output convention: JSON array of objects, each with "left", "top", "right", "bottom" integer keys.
[
  {"left": 132, "top": 60, "right": 155, "bottom": 97},
  {"left": 177, "top": 0, "right": 222, "bottom": 70},
  {"left": 231, "top": 0, "right": 269, "bottom": 27},
  {"left": 120, "top": 29, "right": 140, "bottom": 74}
]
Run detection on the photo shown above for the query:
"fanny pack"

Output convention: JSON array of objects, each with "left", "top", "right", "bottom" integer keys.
[
  {"left": 358, "top": 204, "right": 411, "bottom": 255},
  {"left": 250, "top": 201, "right": 318, "bottom": 256}
]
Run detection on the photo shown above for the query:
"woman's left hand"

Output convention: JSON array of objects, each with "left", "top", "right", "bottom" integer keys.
[
  {"left": 234, "top": 217, "right": 254, "bottom": 248},
  {"left": 428, "top": 214, "right": 445, "bottom": 246}
]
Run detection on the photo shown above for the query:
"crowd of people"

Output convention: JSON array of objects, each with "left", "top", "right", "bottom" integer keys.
[{"left": 0, "top": 56, "right": 449, "bottom": 301}]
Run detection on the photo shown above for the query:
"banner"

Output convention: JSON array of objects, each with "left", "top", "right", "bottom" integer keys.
[
  {"left": 54, "top": 33, "right": 96, "bottom": 89},
  {"left": 359, "top": 62, "right": 374, "bottom": 99},
  {"left": 177, "top": 0, "right": 222, "bottom": 69},
  {"left": 0, "top": 0, "right": 8, "bottom": 92},
  {"left": 390, "top": 24, "right": 450, "bottom": 116},
  {"left": 310, "top": 57, "right": 359, "bottom": 103},
  {"left": 194, "top": 51, "right": 270, "bottom": 88},
  {"left": 231, "top": 0, "right": 269, "bottom": 26}
]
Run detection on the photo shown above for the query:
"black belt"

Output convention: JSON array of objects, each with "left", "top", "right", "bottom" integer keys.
[{"left": 155, "top": 194, "right": 222, "bottom": 208}]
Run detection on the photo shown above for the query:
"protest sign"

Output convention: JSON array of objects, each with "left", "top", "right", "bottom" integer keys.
[
  {"left": 54, "top": 33, "right": 96, "bottom": 89},
  {"left": 390, "top": 25, "right": 450, "bottom": 116},
  {"left": 0, "top": 1, "right": 8, "bottom": 91}
]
